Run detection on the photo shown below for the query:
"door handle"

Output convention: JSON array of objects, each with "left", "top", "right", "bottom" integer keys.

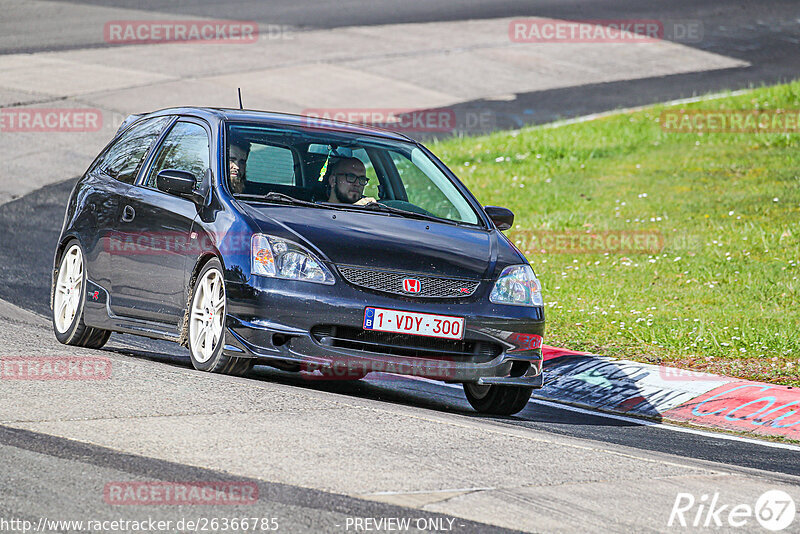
[{"left": 121, "top": 205, "right": 135, "bottom": 223}]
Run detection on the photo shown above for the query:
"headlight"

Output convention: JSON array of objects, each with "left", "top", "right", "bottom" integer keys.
[
  {"left": 489, "top": 264, "right": 543, "bottom": 306},
  {"left": 251, "top": 234, "right": 335, "bottom": 284}
]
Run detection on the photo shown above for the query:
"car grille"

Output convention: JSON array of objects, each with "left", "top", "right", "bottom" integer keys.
[
  {"left": 336, "top": 265, "right": 480, "bottom": 298},
  {"left": 310, "top": 325, "right": 502, "bottom": 362}
]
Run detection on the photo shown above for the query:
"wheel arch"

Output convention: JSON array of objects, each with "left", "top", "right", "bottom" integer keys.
[
  {"left": 51, "top": 234, "right": 83, "bottom": 311},
  {"left": 179, "top": 252, "right": 222, "bottom": 345}
]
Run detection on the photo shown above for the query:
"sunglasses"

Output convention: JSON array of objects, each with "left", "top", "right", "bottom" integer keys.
[{"left": 334, "top": 172, "right": 369, "bottom": 186}]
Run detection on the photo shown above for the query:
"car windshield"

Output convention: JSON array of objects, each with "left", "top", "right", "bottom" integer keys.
[{"left": 225, "top": 123, "right": 480, "bottom": 225}]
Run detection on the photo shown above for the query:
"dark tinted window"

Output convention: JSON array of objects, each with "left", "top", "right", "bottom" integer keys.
[
  {"left": 98, "top": 116, "right": 171, "bottom": 184},
  {"left": 145, "top": 122, "right": 210, "bottom": 191},
  {"left": 246, "top": 144, "right": 296, "bottom": 186}
]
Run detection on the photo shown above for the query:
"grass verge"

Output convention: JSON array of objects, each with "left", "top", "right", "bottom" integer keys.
[{"left": 431, "top": 81, "right": 800, "bottom": 386}]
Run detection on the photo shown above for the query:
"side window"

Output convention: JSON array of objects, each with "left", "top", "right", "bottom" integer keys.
[
  {"left": 98, "top": 116, "right": 171, "bottom": 184},
  {"left": 246, "top": 144, "right": 296, "bottom": 185},
  {"left": 145, "top": 122, "right": 210, "bottom": 191},
  {"left": 390, "top": 150, "right": 447, "bottom": 210},
  {"left": 389, "top": 150, "right": 470, "bottom": 222}
]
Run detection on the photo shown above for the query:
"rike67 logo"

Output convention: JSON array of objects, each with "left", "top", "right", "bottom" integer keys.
[{"left": 668, "top": 490, "right": 796, "bottom": 531}]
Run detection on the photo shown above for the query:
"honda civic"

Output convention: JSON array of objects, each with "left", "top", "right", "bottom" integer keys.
[{"left": 52, "top": 107, "right": 545, "bottom": 415}]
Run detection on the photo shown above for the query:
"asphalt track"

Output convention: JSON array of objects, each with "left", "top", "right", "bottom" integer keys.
[
  {"left": 1, "top": 1, "right": 799, "bottom": 531},
  {"left": 0, "top": 426, "right": 517, "bottom": 534},
  {"left": 4, "top": 1, "right": 800, "bottom": 128},
  {"left": 0, "top": 179, "right": 797, "bottom": 479}
]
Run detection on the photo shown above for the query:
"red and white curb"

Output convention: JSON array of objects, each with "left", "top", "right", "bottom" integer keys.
[{"left": 540, "top": 346, "right": 799, "bottom": 440}]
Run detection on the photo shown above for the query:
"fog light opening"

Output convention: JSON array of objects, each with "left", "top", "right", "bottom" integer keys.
[
  {"left": 272, "top": 333, "right": 290, "bottom": 347},
  {"left": 509, "top": 360, "right": 530, "bottom": 378}
]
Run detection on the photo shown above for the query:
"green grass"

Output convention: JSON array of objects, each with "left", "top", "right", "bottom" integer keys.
[{"left": 430, "top": 82, "right": 800, "bottom": 387}]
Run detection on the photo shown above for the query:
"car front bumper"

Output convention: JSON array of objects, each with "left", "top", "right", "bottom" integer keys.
[{"left": 223, "top": 276, "right": 546, "bottom": 387}]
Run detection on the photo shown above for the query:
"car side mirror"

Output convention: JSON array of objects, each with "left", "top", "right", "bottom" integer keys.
[
  {"left": 157, "top": 169, "right": 196, "bottom": 195},
  {"left": 157, "top": 169, "right": 207, "bottom": 207},
  {"left": 484, "top": 206, "right": 514, "bottom": 231}
]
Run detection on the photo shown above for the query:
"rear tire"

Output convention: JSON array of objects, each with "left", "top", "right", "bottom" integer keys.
[
  {"left": 52, "top": 241, "right": 111, "bottom": 349},
  {"left": 187, "top": 258, "right": 253, "bottom": 377},
  {"left": 463, "top": 383, "right": 532, "bottom": 415}
]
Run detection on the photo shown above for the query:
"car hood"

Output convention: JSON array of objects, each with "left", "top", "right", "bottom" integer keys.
[{"left": 238, "top": 203, "right": 510, "bottom": 280}]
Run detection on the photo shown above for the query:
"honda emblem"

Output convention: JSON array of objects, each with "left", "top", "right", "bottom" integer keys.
[{"left": 402, "top": 278, "right": 421, "bottom": 293}]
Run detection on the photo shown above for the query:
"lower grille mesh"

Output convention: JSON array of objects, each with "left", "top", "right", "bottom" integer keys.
[{"left": 310, "top": 325, "right": 502, "bottom": 362}]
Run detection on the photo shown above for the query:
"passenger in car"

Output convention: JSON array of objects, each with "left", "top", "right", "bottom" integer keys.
[
  {"left": 324, "top": 156, "right": 376, "bottom": 205},
  {"left": 228, "top": 135, "right": 250, "bottom": 194}
]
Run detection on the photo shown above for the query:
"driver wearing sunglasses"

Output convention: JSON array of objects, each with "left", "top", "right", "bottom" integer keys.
[{"left": 325, "top": 157, "right": 377, "bottom": 205}]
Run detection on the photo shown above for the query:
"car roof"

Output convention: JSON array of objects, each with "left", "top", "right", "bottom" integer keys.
[{"left": 142, "top": 107, "right": 416, "bottom": 142}]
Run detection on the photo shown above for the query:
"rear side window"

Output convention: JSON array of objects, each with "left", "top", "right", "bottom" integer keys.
[
  {"left": 144, "top": 121, "right": 210, "bottom": 191},
  {"left": 98, "top": 116, "right": 172, "bottom": 184}
]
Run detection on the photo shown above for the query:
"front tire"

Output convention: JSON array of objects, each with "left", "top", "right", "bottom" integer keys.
[
  {"left": 52, "top": 241, "right": 111, "bottom": 349},
  {"left": 463, "top": 383, "right": 532, "bottom": 416},
  {"left": 187, "top": 258, "right": 253, "bottom": 376}
]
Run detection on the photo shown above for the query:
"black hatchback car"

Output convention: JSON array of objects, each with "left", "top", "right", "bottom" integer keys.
[{"left": 52, "top": 108, "right": 545, "bottom": 415}]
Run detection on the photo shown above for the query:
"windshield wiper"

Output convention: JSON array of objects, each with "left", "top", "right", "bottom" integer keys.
[
  {"left": 264, "top": 192, "right": 319, "bottom": 207},
  {"left": 237, "top": 192, "right": 339, "bottom": 210},
  {"left": 240, "top": 193, "right": 459, "bottom": 225},
  {"left": 344, "top": 201, "right": 453, "bottom": 224}
]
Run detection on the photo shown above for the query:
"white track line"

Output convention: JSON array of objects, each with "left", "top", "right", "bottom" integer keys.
[{"left": 391, "top": 375, "right": 800, "bottom": 452}]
